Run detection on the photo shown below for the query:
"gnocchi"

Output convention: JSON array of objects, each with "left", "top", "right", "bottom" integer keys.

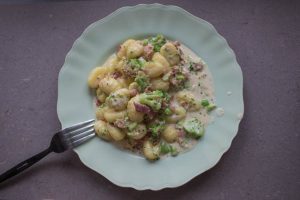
[
  {"left": 98, "top": 77, "right": 122, "bottom": 95},
  {"left": 127, "top": 124, "right": 147, "bottom": 140},
  {"left": 88, "top": 35, "right": 216, "bottom": 160},
  {"left": 103, "top": 109, "right": 127, "bottom": 123},
  {"left": 160, "top": 42, "right": 180, "bottom": 66},
  {"left": 106, "top": 123, "right": 126, "bottom": 141},
  {"left": 94, "top": 120, "right": 111, "bottom": 140},
  {"left": 151, "top": 78, "right": 170, "bottom": 91},
  {"left": 162, "top": 124, "right": 178, "bottom": 143},
  {"left": 142, "top": 61, "right": 165, "bottom": 78},
  {"left": 127, "top": 95, "right": 144, "bottom": 122}
]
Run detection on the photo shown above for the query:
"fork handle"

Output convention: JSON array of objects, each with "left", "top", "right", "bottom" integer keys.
[{"left": 0, "top": 147, "right": 53, "bottom": 183}]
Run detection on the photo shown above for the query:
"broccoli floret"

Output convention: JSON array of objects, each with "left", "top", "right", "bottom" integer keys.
[
  {"left": 200, "top": 99, "right": 217, "bottom": 111},
  {"left": 134, "top": 72, "right": 150, "bottom": 92},
  {"left": 183, "top": 118, "right": 205, "bottom": 139},
  {"left": 128, "top": 58, "right": 145, "bottom": 69},
  {"left": 139, "top": 90, "right": 165, "bottom": 111},
  {"left": 164, "top": 108, "right": 172, "bottom": 115},
  {"left": 147, "top": 34, "right": 166, "bottom": 52},
  {"left": 123, "top": 58, "right": 146, "bottom": 77},
  {"left": 201, "top": 99, "right": 210, "bottom": 107},
  {"left": 148, "top": 121, "right": 165, "bottom": 138}
]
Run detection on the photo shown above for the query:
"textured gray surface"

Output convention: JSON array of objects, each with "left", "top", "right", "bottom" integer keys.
[{"left": 0, "top": 0, "right": 299, "bottom": 199}]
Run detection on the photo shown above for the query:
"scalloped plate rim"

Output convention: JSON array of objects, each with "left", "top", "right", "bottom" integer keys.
[{"left": 57, "top": 3, "right": 244, "bottom": 190}]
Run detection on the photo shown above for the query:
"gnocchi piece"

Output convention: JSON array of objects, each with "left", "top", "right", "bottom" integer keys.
[
  {"left": 115, "top": 58, "right": 126, "bottom": 72},
  {"left": 160, "top": 42, "right": 180, "bottom": 66},
  {"left": 103, "top": 109, "right": 127, "bottom": 123},
  {"left": 106, "top": 123, "right": 126, "bottom": 141},
  {"left": 151, "top": 78, "right": 170, "bottom": 91},
  {"left": 95, "top": 105, "right": 110, "bottom": 120},
  {"left": 102, "top": 55, "right": 118, "bottom": 71},
  {"left": 127, "top": 96, "right": 145, "bottom": 122},
  {"left": 106, "top": 88, "right": 130, "bottom": 111},
  {"left": 143, "top": 140, "right": 160, "bottom": 160},
  {"left": 152, "top": 52, "right": 170, "bottom": 69},
  {"left": 117, "top": 39, "right": 135, "bottom": 58},
  {"left": 162, "top": 124, "right": 178, "bottom": 143},
  {"left": 128, "top": 82, "right": 139, "bottom": 90},
  {"left": 166, "top": 106, "right": 187, "bottom": 123},
  {"left": 94, "top": 120, "right": 111, "bottom": 141},
  {"left": 87, "top": 66, "right": 108, "bottom": 88},
  {"left": 98, "top": 77, "right": 122, "bottom": 95},
  {"left": 142, "top": 62, "right": 165, "bottom": 78},
  {"left": 116, "top": 77, "right": 130, "bottom": 88},
  {"left": 126, "top": 41, "right": 144, "bottom": 59},
  {"left": 127, "top": 124, "right": 147, "bottom": 140},
  {"left": 175, "top": 90, "right": 201, "bottom": 111},
  {"left": 96, "top": 88, "right": 107, "bottom": 103}
]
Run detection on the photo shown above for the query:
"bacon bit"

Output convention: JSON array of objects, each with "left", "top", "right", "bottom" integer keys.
[
  {"left": 117, "top": 45, "right": 122, "bottom": 52},
  {"left": 134, "top": 102, "right": 152, "bottom": 114},
  {"left": 95, "top": 99, "right": 101, "bottom": 106},
  {"left": 143, "top": 44, "right": 154, "bottom": 61},
  {"left": 172, "top": 41, "right": 180, "bottom": 47},
  {"left": 114, "top": 119, "right": 127, "bottom": 129},
  {"left": 194, "top": 63, "right": 204, "bottom": 71},
  {"left": 178, "top": 130, "right": 186, "bottom": 137},
  {"left": 169, "top": 102, "right": 176, "bottom": 112},
  {"left": 111, "top": 71, "right": 122, "bottom": 79}
]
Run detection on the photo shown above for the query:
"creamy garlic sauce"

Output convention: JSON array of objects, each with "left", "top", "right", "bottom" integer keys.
[
  {"left": 163, "top": 45, "right": 215, "bottom": 155},
  {"left": 179, "top": 44, "right": 215, "bottom": 125}
]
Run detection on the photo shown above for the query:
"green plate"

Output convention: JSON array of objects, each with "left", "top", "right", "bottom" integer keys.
[{"left": 57, "top": 4, "right": 244, "bottom": 190}]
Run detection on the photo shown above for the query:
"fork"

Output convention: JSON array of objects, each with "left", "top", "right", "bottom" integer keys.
[{"left": 0, "top": 119, "right": 95, "bottom": 183}]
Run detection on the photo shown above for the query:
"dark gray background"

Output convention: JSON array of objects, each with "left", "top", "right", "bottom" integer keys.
[{"left": 0, "top": 0, "right": 299, "bottom": 199}]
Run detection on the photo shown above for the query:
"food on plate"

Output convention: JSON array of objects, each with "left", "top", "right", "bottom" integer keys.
[{"left": 88, "top": 35, "right": 216, "bottom": 160}]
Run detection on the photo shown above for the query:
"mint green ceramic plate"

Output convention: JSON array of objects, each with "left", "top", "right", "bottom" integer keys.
[{"left": 57, "top": 4, "right": 244, "bottom": 190}]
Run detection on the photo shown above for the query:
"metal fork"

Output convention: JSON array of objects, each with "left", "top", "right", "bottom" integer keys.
[{"left": 0, "top": 119, "right": 95, "bottom": 183}]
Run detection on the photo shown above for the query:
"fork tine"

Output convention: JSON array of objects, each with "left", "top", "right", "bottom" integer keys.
[
  {"left": 63, "top": 119, "right": 94, "bottom": 134},
  {"left": 64, "top": 123, "right": 94, "bottom": 138},
  {"left": 69, "top": 130, "right": 95, "bottom": 148},
  {"left": 66, "top": 128, "right": 94, "bottom": 142}
]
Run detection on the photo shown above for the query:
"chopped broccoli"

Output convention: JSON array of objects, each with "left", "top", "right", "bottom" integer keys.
[
  {"left": 164, "top": 108, "right": 172, "bottom": 115},
  {"left": 142, "top": 39, "right": 148, "bottom": 46},
  {"left": 201, "top": 99, "right": 217, "bottom": 111},
  {"left": 160, "top": 142, "right": 178, "bottom": 156},
  {"left": 139, "top": 90, "right": 165, "bottom": 111},
  {"left": 149, "top": 123, "right": 165, "bottom": 138},
  {"left": 207, "top": 104, "right": 216, "bottom": 111},
  {"left": 148, "top": 118, "right": 166, "bottom": 138},
  {"left": 201, "top": 99, "right": 209, "bottom": 107},
  {"left": 127, "top": 122, "right": 138, "bottom": 131},
  {"left": 128, "top": 58, "right": 145, "bottom": 69},
  {"left": 123, "top": 58, "right": 146, "bottom": 77},
  {"left": 134, "top": 72, "right": 150, "bottom": 92},
  {"left": 183, "top": 118, "right": 205, "bottom": 139},
  {"left": 147, "top": 34, "right": 166, "bottom": 52}
]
